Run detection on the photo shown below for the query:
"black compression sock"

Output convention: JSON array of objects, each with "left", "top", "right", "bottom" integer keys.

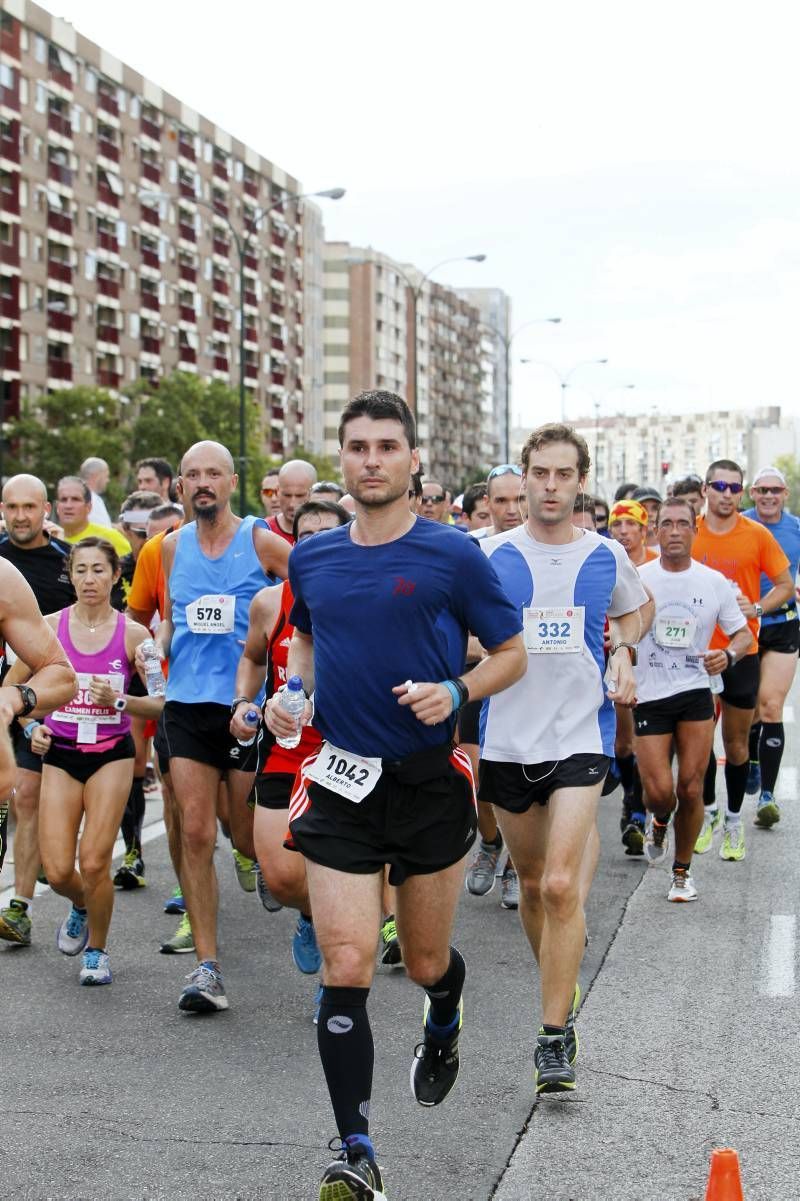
[
  {"left": 748, "top": 720, "right": 762, "bottom": 765},
  {"left": 317, "top": 986, "right": 373, "bottom": 1141},
  {"left": 121, "top": 776, "right": 146, "bottom": 853},
  {"left": 760, "top": 722, "right": 785, "bottom": 793},
  {"left": 617, "top": 753, "right": 636, "bottom": 792},
  {"left": 724, "top": 759, "right": 750, "bottom": 815},
  {"left": 703, "top": 750, "right": 717, "bottom": 807},
  {"left": 425, "top": 947, "right": 466, "bottom": 1033}
]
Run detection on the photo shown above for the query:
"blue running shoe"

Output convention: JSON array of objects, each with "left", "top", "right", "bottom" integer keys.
[
  {"left": 746, "top": 760, "right": 761, "bottom": 795},
  {"left": 292, "top": 914, "right": 322, "bottom": 975},
  {"left": 164, "top": 886, "right": 186, "bottom": 915},
  {"left": 313, "top": 982, "right": 323, "bottom": 1026},
  {"left": 80, "top": 948, "right": 112, "bottom": 985},
  {"left": 56, "top": 906, "right": 89, "bottom": 956}
]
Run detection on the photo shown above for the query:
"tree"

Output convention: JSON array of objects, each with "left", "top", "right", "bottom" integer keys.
[
  {"left": 774, "top": 455, "right": 800, "bottom": 513},
  {"left": 6, "top": 387, "right": 129, "bottom": 508},
  {"left": 263, "top": 444, "right": 341, "bottom": 483}
]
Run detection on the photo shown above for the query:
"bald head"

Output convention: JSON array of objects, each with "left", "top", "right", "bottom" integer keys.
[
  {"left": 80, "top": 457, "right": 109, "bottom": 493},
  {"left": 277, "top": 459, "right": 317, "bottom": 527},
  {"left": 180, "top": 441, "right": 236, "bottom": 476},
  {"left": 2, "top": 473, "right": 52, "bottom": 548},
  {"left": 179, "top": 441, "right": 237, "bottom": 523}
]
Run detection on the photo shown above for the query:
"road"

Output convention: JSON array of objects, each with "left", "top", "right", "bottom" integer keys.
[{"left": 1, "top": 700, "right": 799, "bottom": 1200}]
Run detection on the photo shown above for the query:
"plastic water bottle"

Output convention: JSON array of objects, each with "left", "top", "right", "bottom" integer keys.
[
  {"left": 708, "top": 673, "right": 724, "bottom": 695},
  {"left": 276, "top": 676, "right": 306, "bottom": 749},
  {"left": 140, "top": 638, "right": 166, "bottom": 697},
  {"left": 238, "top": 708, "right": 260, "bottom": 748}
]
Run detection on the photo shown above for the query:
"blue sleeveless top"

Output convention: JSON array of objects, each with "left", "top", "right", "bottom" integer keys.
[{"left": 167, "top": 515, "right": 267, "bottom": 705}]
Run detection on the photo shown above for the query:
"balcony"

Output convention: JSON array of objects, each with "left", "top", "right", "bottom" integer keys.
[
  {"left": 0, "top": 75, "right": 19, "bottom": 112},
  {"left": 141, "top": 246, "right": 159, "bottom": 270},
  {"left": 272, "top": 231, "right": 286, "bottom": 250},
  {"left": 178, "top": 137, "right": 195, "bottom": 162},
  {"left": 97, "top": 275, "right": 119, "bottom": 299},
  {"left": 49, "top": 66, "right": 72, "bottom": 92},
  {"left": 47, "top": 258, "right": 72, "bottom": 284},
  {"left": 178, "top": 222, "right": 196, "bottom": 243},
  {"left": 141, "top": 160, "right": 160, "bottom": 185},
  {"left": 48, "top": 358, "right": 72, "bottom": 381},
  {"left": 212, "top": 237, "right": 228, "bottom": 257},
  {"left": 1, "top": 21, "right": 20, "bottom": 60},
  {"left": 140, "top": 290, "right": 160, "bottom": 312},
  {"left": 48, "top": 161, "right": 72, "bottom": 187},
  {"left": 140, "top": 115, "right": 160, "bottom": 140},
  {"left": 97, "top": 230, "right": 119, "bottom": 254},
  {"left": 1, "top": 345, "right": 20, "bottom": 372},
  {"left": 179, "top": 179, "right": 195, "bottom": 200},
  {"left": 97, "top": 324, "right": 119, "bottom": 344},
  {"left": 213, "top": 160, "right": 228, "bottom": 181},
  {"left": 243, "top": 252, "right": 258, "bottom": 272},
  {"left": 178, "top": 263, "right": 197, "bottom": 284},
  {"left": 178, "top": 346, "right": 196, "bottom": 364},
  {"left": 0, "top": 184, "right": 19, "bottom": 214},
  {"left": 270, "top": 335, "right": 284, "bottom": 352},
  {"left": 1, "top": 240, "right": 19, "bottom": 268},
  {"left": 96, "top": 183, "right": 118, "bottom": 208},
  {"left": 97, "top": 90, "right": 119, "bottom": 118},
  {"left": 212, "top": 316, "right": 229, "bottom": 334},
  {"left": 244, "top": 361, "right": 258, "bottom": 379},
  {"left": 212, "top": 197, "right": 228, "bottom": 218},
  {"left": 97, "top": 137, "right": 119, "bottom": 163},
  {"left": 243, "top": 290, "right": 258, "bottom": 309},
  {"left": 48, "top": 209, "right": 72, "bottom": 236},
  {"left": 243, "top": 177, "right": 258, "bottom": 198},
  {"left": 140, "top": 202, "right": 159, "bottom": 227},
  {"left": 96, "top": 369, "right": 121, "bottom": 389},
  {"left": 49, "top": 309, "right": 73, "bottom": 333},
  {"left": 244, "top": 325, "right": 257, "bottom": 343},
  {"left": 1, "top": 292, "right": 19, "bottom": 318},
  {"left": 141, "top": 335, "right": 160, "bottom": 355},
  {"left": 270, "top": 438, "right": 283, "bottom": 455},
  {"left": 212, "top": 277, "right": 228, "bottom": 296},
  {"left": 0, "top": 129, "right": 19, "bottom": 163},
  {"left": 213, "top": 355, "right": 229, "bottom": 372},
  {"left": 179, "top": 304, "right": 196, "bottom": 324},
  {"left": 271, "top": 267, "right": 285, "bottom": 284},
  {"left": 271, "top": 405, "right": 285, "bottom": 421}
]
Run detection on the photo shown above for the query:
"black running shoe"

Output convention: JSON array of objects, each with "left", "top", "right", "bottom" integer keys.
[
  {"left": 410, "top": 998, "right": 462, "bottom": 1107},
  {"left": 534, "top": 1033, "right": 576, "bottom": 1095},
  {"left": 319, "top": 1145, "right": 385, "bottom": 1200}
]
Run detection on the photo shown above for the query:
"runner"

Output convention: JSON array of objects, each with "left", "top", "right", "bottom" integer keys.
[
  {"left": 135, "top": 457, "right": 174, "bottom": 500},
  {"left": 632, "top": 486, "right": 662, "bottom": 547},
  {"left": 420, "top": 479, "right": 450, "bottom": 524},
  {"left": 672, "top": 475, "right": 705, "bottom": 518},
  {"left": 265, "top": 460, "right": 318, "bottom": 547},
  {"left": 692, "top": 459, "right": 794, "bottom": 860},
  {"left": 7, "top": 538, "right": 161, "bottom": 985},
  {"left": 742, "top": 466, "right": 800, "bottom": 826},
  {"left": 310, "top": 481, "right": 346, "bottom": 504},
  {"left": 55, "top": 477, "right": 132, "bottom": 559},
  {"left": 635, "top": 498, "right": 752, "bottom": 900},
  {"left": 230, "top": 499, "right": 350, "bottom": 1004},
  {"left": 79, "top": 457, "right": 112, "bottom": 527},
  {"left": 153, "top": 440, "right": 290, "bottom": 1012},
  {"left": 461, "top": 483, "right": 492, "bottom": 533},
  {"left": 266, "top": 390, "right": 525, "bottom": 1200},
  {"left": 0, "top": 474, "right": 76, "bottom": 946},
  {"left": 479, "top": 423, "right": 649, "bottom": 1097},
  {"left": 260, "top": 467, "right": 282, "bottom": 518}
]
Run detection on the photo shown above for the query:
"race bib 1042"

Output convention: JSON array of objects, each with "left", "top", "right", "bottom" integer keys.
[
  {"left": 186, "top": 594, "right": 235, "bottom": 635},
  {"left": 305, "top": 742, "right": 383, "bottom": 803},
  {"left": 524, "top": 606, "right": 585, "bottom": 654}
]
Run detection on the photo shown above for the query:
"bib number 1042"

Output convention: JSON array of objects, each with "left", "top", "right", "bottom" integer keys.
[
  {"left": 325, "top": 752, "right": 371, "bottom": 787},
  {"left": 305, "top": 741, "right": 383, "bottom": 802}
]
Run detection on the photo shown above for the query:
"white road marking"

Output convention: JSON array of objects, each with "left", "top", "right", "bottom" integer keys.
[
  {"left": 777, "top": 766, "right": 797, "bottom": 797},
  {"left": 761, "top": 915, "right": 796, "bottom": 997},
  {"left": 0, "top": 820, "right": 167, "bottom": 909}
]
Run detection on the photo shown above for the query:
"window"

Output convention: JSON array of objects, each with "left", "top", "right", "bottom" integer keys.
[
  {"left": 71, "top": 104, "right": 81, "bottom": 132},
  {"left": 85, "top": 252, "right": 95, "bottom": 280},
  {"left": 0, "top": 63, "right": 13, "bottom": 89},
  {"left": 130, "top": 96, "right": 140, "bottom": 119},
  {"left": 116, "top": 219, "right": 127, "bottom": 247},
  {"left": 35, "top": 35, "right": 46, "bottom": 63},
  {"left": 33, "top": 235, "right": 42, "bottom": 262},
  {"left": 129, "top": 312, "right": 140, "bottom": 338},
  {"left": 19, "top": 230, "right": 27, "bottom": 257},
  {"left": 85, "top": 68, "right": 96, "bottom": 92},
  {"left": 168, "top": 159, "right": 177, "bottom": 183},
  {"left": 19, "top": 180, "right": 27, "bottom": 207}
]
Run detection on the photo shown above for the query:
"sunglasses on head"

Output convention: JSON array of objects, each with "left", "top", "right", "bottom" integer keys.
[
  {"left": 487, "top": 464, "right": 523, "bottom": 481},
  {"left": 707, "top": 480, "right": 744, "bottom": 494},
  {"left": 752, "top": 485, "right": 785, "bottom": 496},
  {"left": 422, "top": 493, "right": 445, "bottom": 504}
]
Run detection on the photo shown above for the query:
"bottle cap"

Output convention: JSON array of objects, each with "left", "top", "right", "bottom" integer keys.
[{"left": 287, "top": 676, "right": 304, "bottom": 691}]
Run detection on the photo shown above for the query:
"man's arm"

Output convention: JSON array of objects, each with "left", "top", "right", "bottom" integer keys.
[
  {"left": 394, "top": 633, "right": 527, "bottom": 727},
  {"left": 229, "top": 587, "right": 279, "bottom": 740},
  {"left": 263, "top": 628, "right": 314, "bottom": 738},
  {"left": 703, "top": 624, "right": 755, "bottom": 675},
  {"left": 0, "top": 563, "right": 76, "bottom": 720},
  {"left": 606, "top": 604, "right": 651, "bottom": 707},
  {"left": 738, "top": 567, "right": 795, "bottom": 619},
  {"left": 153, "top": 533, "right": 177, "bottom": 659},
  {"left": 254, "top": 526, "right": 291, "bottom": 581}
]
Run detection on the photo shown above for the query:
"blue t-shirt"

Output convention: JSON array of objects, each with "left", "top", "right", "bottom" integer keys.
[
  {"left": 742, "top": 507, "right": 800, "bottom": 625},
  {"left": 289, "top": 517, "right": 522, "bottom": 759}
]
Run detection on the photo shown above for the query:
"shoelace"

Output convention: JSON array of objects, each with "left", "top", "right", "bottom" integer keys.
[
  {"left": 652, "top": 822, "right": 668, "bottom": 848},
  {"left": 65, "top": 909, "right": 86, "bottom": 938},
  {"left": 382, "top": 919, "right": 397, "bottom": 943},
  {"left": 186, "top": 965, "right": 220, "bottom": 991},
  {"left": 671, "top": 871, "right": 688, "bottom": 888},
  {"left": 84, "top": 949, "right": 103, "bottom": 970},
  {"left": 473, "top": 846, "right": 497, "bottom": 874},
  {"left": 536, "top": 1039, "right": 566, "bottom": 1072}
]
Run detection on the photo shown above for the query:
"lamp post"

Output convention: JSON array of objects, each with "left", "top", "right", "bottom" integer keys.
[
  {"left": 520, "top": 356, "right": 609, "bottom": 422},
  {"left": 140, "top": 185, "right": 345, "bottom": 515},
  {"left": 478, "top": 317, "right": 562, "bottom": 461},
  {"left": 593, "top": 384, "right": 635, "bottom": 493},
  {"left": 0, "top": 299, "right": 68, "bottom": 486}
]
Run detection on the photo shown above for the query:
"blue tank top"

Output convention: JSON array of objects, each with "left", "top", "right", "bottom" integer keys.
[
  {"left": 742, "top": 507, "right": 800, "bottom": 625},
  {"left": 167, "top": 515, "right": 267, "bottom": 704}
]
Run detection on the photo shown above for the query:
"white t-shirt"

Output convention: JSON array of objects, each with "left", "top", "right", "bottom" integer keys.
[
  {"left": 635, "top": 558, "right": 747, "bottom": 704},
  {"left": 480, "top": 525, "right": 648, "bottom": 762},
  {"left": 88, "top": 491, "right": 112, "bottom": 527}
]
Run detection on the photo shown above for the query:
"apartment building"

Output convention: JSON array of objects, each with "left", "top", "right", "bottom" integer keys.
[
  {"left": 322, "top": 242, "right": 486, "bottom": 485},
  {"left": 457, "top": 286, "right": 509, "bottom": 465},
  {"left": 0, "top": 0, "right": 305, "bottom": 457}
]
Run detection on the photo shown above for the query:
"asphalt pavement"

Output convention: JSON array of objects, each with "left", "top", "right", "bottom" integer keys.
[{"left": 2, "top": 700, "right": 799, "bottom": 1199}]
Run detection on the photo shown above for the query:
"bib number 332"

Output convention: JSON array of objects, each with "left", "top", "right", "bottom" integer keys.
[{"left": 524, "top": 606, "right": 585, "bottom": 654}]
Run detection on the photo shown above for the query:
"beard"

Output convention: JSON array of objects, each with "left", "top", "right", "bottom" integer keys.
[
  {"left": 349, "top": 479, "right": 409, "bottom": 509},
  {"left": 193, "top": 499, "right": 220, "bottom": 522},
  {"left": 9, "top": 525, "right": 41, "bottom": 545}
]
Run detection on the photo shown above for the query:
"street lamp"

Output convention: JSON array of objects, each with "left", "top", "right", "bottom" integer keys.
[
  {"left": 593, "top": 384, "right": 635, "bottom": 493},
  {"left": 479, "top": 317, "right": 562, "bottom": 461},
  {"left": 140, "top": 185, "right": 345, "bottom": 515},
  {"left": 0, "top": 298, "right": 68, "bottom": 485},
  {"left": 520, "top": 356, "right": 609, "bottom": 422}
]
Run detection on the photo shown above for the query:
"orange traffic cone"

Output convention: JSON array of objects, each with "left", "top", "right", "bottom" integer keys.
[{"left": 705, "top": 1148, "right": 744, "bottom": 1200}]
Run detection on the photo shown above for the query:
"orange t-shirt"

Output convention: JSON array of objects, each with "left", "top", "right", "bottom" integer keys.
[
  {"left": 644, "top": 547, "right": 659, "bottom": 563},
  {"left": 127, "top": 529, "right": 169, "bottom": 621},
  {"left": 691, "top": 514, "right": 789, "bottom": 653}
]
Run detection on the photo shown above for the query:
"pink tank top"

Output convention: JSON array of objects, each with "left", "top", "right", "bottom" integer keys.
[{"left": 45, "top": 608, "right": 132, "bottom": 752}]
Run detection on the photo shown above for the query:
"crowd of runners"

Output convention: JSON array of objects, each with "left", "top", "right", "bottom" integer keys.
[{"left": 0, "top": 395, "right": 798, "bottom": 1201}]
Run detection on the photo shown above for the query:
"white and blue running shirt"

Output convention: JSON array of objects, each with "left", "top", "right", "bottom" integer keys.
[{"left": 480, "top": 526, "right": 647, "bottom": 763}]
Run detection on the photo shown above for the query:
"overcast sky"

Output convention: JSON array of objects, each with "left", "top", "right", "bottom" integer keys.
[{"left": 58, "top": 0, "right": 800, "bottom": 428}]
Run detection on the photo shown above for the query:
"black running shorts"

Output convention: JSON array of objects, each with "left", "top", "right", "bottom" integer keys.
[
  {"left": 13, "top": 723, "right": 42, "bottom": 774},
  {"left": 479, "top": 754, "right": 610, "bottom": 813},
  {"left": 255, "top": 771, "right": 295, "bottom": 810},
  {"left": 288, "top": 743, "right": 477, "bottom": 885},
  {"left": 634, "top": 688, "right": 715, "bottom": 737},
  {"left": 719, "top": 654, "right": 760, "bottom": 710},
  {"left": 758, "top": 621, "right": 800, "bottom": 656},
  {"left": 43, "top": 733, "right": 136, "bottom": 784},
  {"left": 162, "top": 701, "right": 257, "bottom": 774}
]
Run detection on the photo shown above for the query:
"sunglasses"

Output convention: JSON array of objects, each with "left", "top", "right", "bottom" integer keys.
[
  {"left": 752, "top": 486, "right": 785, "bottom": 496},
  {"left": 261, "top": 486, "right": 278, "bottom": 496},
  {"left": 488, "top": 464, "right": 523, "bottom": 481},
  {"left": 422, "top": 493, "right": 445, "bottom": 504},
  {"left": 707, "top": 481, "right": 744, "bottom": 494}
]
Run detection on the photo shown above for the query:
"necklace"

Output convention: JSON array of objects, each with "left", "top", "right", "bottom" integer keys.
[{"left": 72, "top": 608, "right": 114, "bottom": 634}]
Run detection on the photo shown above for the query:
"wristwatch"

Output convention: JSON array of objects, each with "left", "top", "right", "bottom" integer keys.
[
  {"left": 724, "top": 648, "right": 737, "bottom": 668},
  {"left": 13, "top": 684, "right": 37, "bottom": 717},
  {"left": 611, "top": 643, "right": 638, "bottom": 667},
  {"left": 113, "top": 696, "right": 128, "bottom": 712},
  {"left": 754, "top": 603, "right": 764, "bottom": 619},
  {"left": 230, "top": 695, "right": 250, "bottom": 716}
]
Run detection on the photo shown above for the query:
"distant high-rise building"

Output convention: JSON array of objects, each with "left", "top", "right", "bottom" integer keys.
[
  {"left": 0, "top": 0, "right": 309, "bottom": 458},
  {"left": 457, "top": 287, "right": 510, "bottom": 465}
]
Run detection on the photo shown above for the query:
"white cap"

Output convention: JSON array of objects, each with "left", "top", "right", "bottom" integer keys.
[{"left": 752, "top": 466, "right": 787, "bottom": 487}]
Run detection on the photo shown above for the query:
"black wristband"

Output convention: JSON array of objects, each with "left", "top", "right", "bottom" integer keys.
[
  {"left": 723, "top": 649, "right": 735, "bottom": 669},
  {"left": 451, "top": 677, "right": 470, "bottom": 710}
]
